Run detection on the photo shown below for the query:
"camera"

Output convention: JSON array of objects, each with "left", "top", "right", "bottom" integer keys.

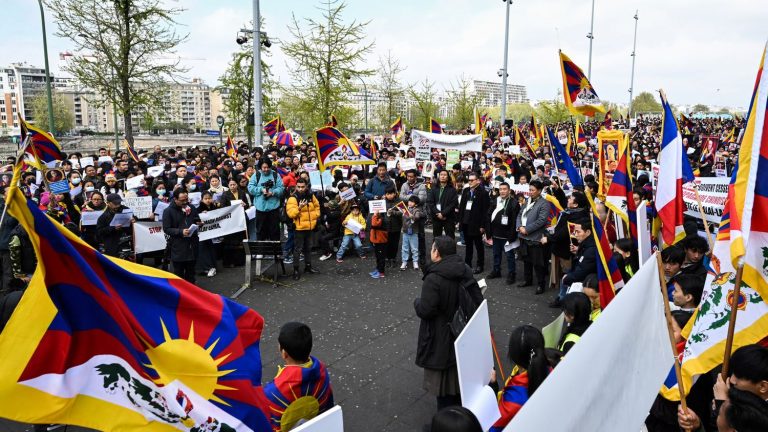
[{"left": 263, "top": 179, "right": 275, "bottom": 192}]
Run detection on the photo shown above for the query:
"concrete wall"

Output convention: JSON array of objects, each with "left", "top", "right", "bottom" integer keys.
[{"left": 0, "top": 135, "right": 227, "bottom": 157}]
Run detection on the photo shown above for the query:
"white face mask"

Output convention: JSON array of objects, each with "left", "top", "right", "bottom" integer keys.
[
  {"left": 188, "top": 183, "right": 196, "bottom": 191},
  {"left": 558, "top": 138, "right": 568, "bottom": 145},
  {"left": 85, "top": 186, "right": 95, "bottom": 192},
  {"left": 71, "top": 178, "right": 81, "bottom": 185}
]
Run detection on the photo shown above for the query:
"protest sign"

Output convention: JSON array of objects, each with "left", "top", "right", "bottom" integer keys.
[
  {"left": 133, "top": 221, "right": 166, "bottom": 254},
  {"left": 344, "top": 218, "right": 363, "bottom": 234},
  {"left": 123, "top": 196, "right": 153, "bottom": 219},
  {"left": 309, "top": 170, "right": 334, "bottom": 191},
  {"left": 636, "top": 200, "right": 652, "bottom": 265},
  {"left": 681, "top": 177, "right": 729, "bottom": 224},
  {"left": 125, "top": 175, "right": 145, "bottom": 191},
  {"left": 79, "top": 157, "right": 94, "bottom": 168},
  {"left": 446, "top": 150, "right": 460, "bottom": 166},
  {"left": 422, "top": 161, "right": 436, "bottom": 178},
  {"left": 97, "top": 156, "right": 114, "bottom": 165},
  {"left": 510, "top": 145, "right": 521, "bottom": 155},
  {"left": 368, "top": 199, "right": 386, "bottom": 214},
  {"left": 290, "top": 406, "right": 343, "bottom": 432},
  {"left": 455, "top": 301, "right": 501, "bottom": 430},
  {"left": 460, "top": 160, "right": 473, "bottom": 170},
  {"left": 386, "top": 160, "right": 397, "bottom": 171},
  {"left": 533, "top": 159, "right": 545, "bottom": 168},
  {"left": 110, "top": 210, "right": 133, "bottom": 227},
  {"left": 399, "top": 158, "right": 417, "bottom": 171},
  {"left": 303, "top": 163, "right": 318, "bottom": 172},
  {"left": 339, "top": 188, "right": 356, "bottom": 201},
  {"left": 198, "top": 203, "right": 247, "bottom": 241},
  {"left": 147, "top": 166, "right": 164, "bottom": 178},
  {"left": 411, "top": 129, "right": 482, "bottom": 152},
  {"left": 188, "top": 192, "right": 202, "bottom": 207},
  {"left": 715, "top": 168, "right": 727, "bottom": 177},
  {"left": 511, "top": 183, "right": 531, "bottom": 198},
  {"left": 80, "top": 210, "right": 104, "bottom": 226},
  {"left": 154, "top": 200, "right": 170, "bottom": 221},
  {"left": 415, "top": 144, "right": 431, "bottom": 161}
]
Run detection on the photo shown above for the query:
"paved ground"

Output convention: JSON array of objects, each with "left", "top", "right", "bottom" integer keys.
[{"left": 1, "top": 240, "right": 558, "bottom": 431}]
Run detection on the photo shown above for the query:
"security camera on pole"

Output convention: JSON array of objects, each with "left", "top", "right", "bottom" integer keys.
[{"left": 217, "top": 115, "right": 225, "bottom": 147}]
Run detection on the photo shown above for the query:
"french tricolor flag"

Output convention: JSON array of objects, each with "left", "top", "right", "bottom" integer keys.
[{"left": 656, "top": 92, "right": 695, "bottom": 246}]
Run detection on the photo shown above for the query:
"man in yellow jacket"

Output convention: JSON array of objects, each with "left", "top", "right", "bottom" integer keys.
[{"left": 286, "top": 177, "right": 321, "bottom": 280}]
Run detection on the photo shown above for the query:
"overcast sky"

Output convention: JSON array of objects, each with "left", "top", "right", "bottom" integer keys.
[{"left": 2, "top": 0, "right": 766, "bottom": 109}]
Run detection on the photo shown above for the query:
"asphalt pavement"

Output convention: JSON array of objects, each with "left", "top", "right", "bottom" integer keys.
[{"left": 1, "top": 239, "right": 558, "bottom": 431}]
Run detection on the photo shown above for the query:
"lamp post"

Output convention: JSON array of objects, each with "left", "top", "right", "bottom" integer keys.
[
  {"left": 627, "top": 10, "right": 639, "bottom": 118},
  {"left": 500, "top": 0, "right": 512, "bottom": 129},
  {"left": 37, "top": 0, "right": 55, "bottom": 134},
  {"left": 111, "top": 67, "right": 120, "bottom": 152},
  {"left": 252, "top": 0, "right": 262, "bottom": 147},
  {"left": 587, "top": 0, "right": 596, "bottom": 80},
  {"left": 217, "top": 114, "right": 225, "bottom": 147}
]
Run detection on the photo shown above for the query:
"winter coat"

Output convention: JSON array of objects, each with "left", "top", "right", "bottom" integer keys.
[
  {"left": 544, "top": 207, "right": 589, "bottom": 259},
  {"left": 457, "top": 186, "right": 490, "bottom": 235},
  {"left": 96, "top": 205, "right": 132, "bottom": 257},
  {"left": 488, "top": 196, "right": 520, "bottom": 241},
  {"left": 286, "top": 193, "right": 321, "bottom": 232},
  {"left": 515, "top": 195, "right": 550, "bottom": 243},
  {"left": 364, "top": 175, "right": 394, "bottom": 200},
  {"left": 414, "top": 254, "right": 473, "bottom": 370},
  {"left": 427, "top": 183, "right": 458, "bottom": 222},
  {"left": 162, "top": 201, "right": 201, "bottom": 262},
  {"left": 247, "top": 169, "right": 284, "bottom": 212},
  {"left": 399, "top": 180, "right": 428, "bottom": 212},
  {"left": 384, "top": 198, "right": 404, "bottom": 233},
  {"left": 562, "top": 236, "right": 597, "bottom": 286}
]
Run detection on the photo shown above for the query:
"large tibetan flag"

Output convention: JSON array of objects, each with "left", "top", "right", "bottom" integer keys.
[
  {"left": 263, "top": 116, "right": 285, "bottom": 141},
  {"left": 263, "top": 356, "right": 334, "bottom": 432},
  {"left": 662, "top": 44, "right": 768, "bottom": 400},
  {"left": 390, "top": 117, "right": 405, "bottom": 143},
  {"left": 547, "top": 127, "right": 584, "bottom": 188},
  {"left": 225, "top": 133, "right": 238, "bottom": 158},
  {"left": 430, "top": 117, "right": 443, "bottom": 134},
  {"left": 559, "top": 50, "right": 606, "bottom": 117},
  {"left": 314, "top": 126, "right": 374, "bottom": 172},
  {"left": 20, "top": 117, "right": 64, "bottom": 167},
  {"left": 125, "top": 139, "right": 139, "bottom": 163},
  {"left": 605, "top": 137, "right": 638, "bottom": 242},
  {"left": 657, "top": 91, "right": 696, "bottom": 246},
  {"left": 587, "top": 191, "right": 624, "bottom": 309},
  {"left": 0, "top": 167, "right": 272, "bottom": 431}
]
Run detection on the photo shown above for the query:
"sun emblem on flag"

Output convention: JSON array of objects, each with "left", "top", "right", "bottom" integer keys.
[{"left": 143, "top": 319, "right": 236, "bottom": 405}]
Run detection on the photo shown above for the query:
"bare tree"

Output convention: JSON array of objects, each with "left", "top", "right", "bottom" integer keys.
[
  {"left": 373, "top": 50, "right": 406, "bottom": 129},
  {"left": 408, "top": 78, "right": 440, "bottom": 130}
]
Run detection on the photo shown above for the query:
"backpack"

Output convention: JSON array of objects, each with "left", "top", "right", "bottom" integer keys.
[
  {"left": 448, "top": 270, "right": 482, "bottom": 338},
  {"left": 255, "top": 169, "right": 278, "bottom": 185}
]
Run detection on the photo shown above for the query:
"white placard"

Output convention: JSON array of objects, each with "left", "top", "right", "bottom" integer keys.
[
  {"left": 291, "top": 405, "right": 343, "bottom": 432},
  {"left": 188, "top": 191, "right": 202, "bottom": 207},
  {"left": 416, "top": 144, "right": 431, "bottom": 161},
  {"left": 125, "top": 174, "right": 145, "bottom": 191},
  {"left": 339, "top": 188, "right": 356, "bottom": 201},
  {"left": 98, "top": 156, "right": 114, "bottom": 165},
  {"left": 69, "top": 158, "right": 81, "bottom": 169},
  {"left": 460, "top": 160, "right": 473, "bottom": 170},
  {"left": 500, "top": 136, "right": 512, "bottom": 144},
  {"left": 154, "top": 200, "right": 170, "bottom": 220},
  {"left": 455, "top": 301, "right": 501, "bottom": 430},
  {"left": 198, "top": 203, "right": 247, "bottom": 241},
  {"left": 423, "top": 161, "right": 435, "bottom": 178},
  {"left": 147, "top": 166, "right": 165, "bottom": 178},
  {"left": 715, "top": 168, "right": 727, "bottom": 178},
  {"left": 133, "top": 221, "right": 166, "bottom": 254},
  {"left": 79, "top": 157, "right": 94, "bottom": 168},
  {"left": 510, "top": 145, "right": 521, "bottom": 155},
  {"left": 682, "top": 177, "right": 729, "bottom": 223},
  {"left": 344, "top": 218, "right": 363, "bottom": 234},
  {"left": 533, "top": 158, "right": 546, "bottom": 168},
  {"left": 80, "top": 210, "right": 104, "bottom": 226},
  {"left": 386, "top": 160, "right": 397, "bottom": 171},
  {"left": 110, "top": 211, "right": 133, "bottom": 227},
  {"left": 399, "top": 158, "right": 417, "bottom": 171},
  {"left": 303, "top": 163, "right": 318, "bottom": 172},
  {"left": 245, "top": 206, "right": 257, "bottom": 220},
  {"left": 368, "top": 199, "right": 386, "bottom": 214},
  {"left": 123, "top": 196, "right": 153, "bottom": 219},
  {"left": 636, "top": 200, "right": 652, "bottom": 265}
]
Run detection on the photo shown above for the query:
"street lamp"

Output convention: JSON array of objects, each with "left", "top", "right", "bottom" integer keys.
[
  {"left": 37, "top": 0, "right": 55, "bottom": 134},
  {"left": 344, "top": 73, "right": 368, "bottom": 132},
  {"left": 627, "top": 10, "right": 639, "bottom": 118},
  {"left": 500, "top": 0, "right": 512, "bottom": 129},
  {"left": 217, "top": 114, "right": 225, "bottom": 147},
  {"left": 236, "top": 10, "right": 271, "bottom": 147},
  {"left": 587, "top": 0, "right": 596, "bottom": 80}
]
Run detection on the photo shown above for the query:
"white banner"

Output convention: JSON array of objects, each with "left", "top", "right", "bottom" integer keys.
[
  {"left": 133, "top": 221, "right": 166, "bottom": 254},
  {"left": 198, "top": 203, "right": 247, "bottom": 241},
  {"left": 681, "top": 177, "right": 729, "bottom": 224},
  {"left": 410, "top": 129, "right": 482, "bottom": 152}
]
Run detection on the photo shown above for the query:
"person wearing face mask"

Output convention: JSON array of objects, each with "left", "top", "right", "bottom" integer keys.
[
  {"left": 68, "top": 171, "right": 83, "bottom": 191},
  {"left": 162, "top": 190, "right": 202, "bottom": 283},
  {"left": 80, "top": 191, "right": 106, "bottom": 249},
  {"left": 100, "top": 173, "right": 121, "bottom": 198}
]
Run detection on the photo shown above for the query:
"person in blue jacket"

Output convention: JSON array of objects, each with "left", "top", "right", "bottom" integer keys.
[
  {"left": 364, "top": 162, "right": 394, "bottom": 201},
  {"left": 247, "top": 158, "right": 285, "bottom": 241}
]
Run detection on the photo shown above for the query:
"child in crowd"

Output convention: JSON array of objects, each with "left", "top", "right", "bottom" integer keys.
[
  {"left": 558, "top": 292, "right": 592, "bottom": 354},
  {"left": 369, "top": 212, "right": 388, "bottom": 279},
  {"left": 263, "top": 322, "right": 334, "bottom": 431},
  {"left": 580, "top": 273, "right": 601, "bottom": 322},
  {"left": 336, "top": 203, "right": 367, "bottom": 262},
  {"left": 400, "top": 195, "right": 424, "bottom": 271},
  {"left": 670, "top": 274, "right": 704, "bottom": 342},
  {"left": 661, "top": 245, "right": 686, "bottom": 301}
]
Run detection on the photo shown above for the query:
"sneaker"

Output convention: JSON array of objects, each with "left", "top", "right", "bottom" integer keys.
[
  {"left": 207, "top": 268, "right": 216, "bottom": 277},
  {"left": 400, "top": 262, "right": 408, "bottom": 271},
  {"left": 370, "top": 270, "right": 380, "bottom": 279},
  {"left": 283, "top": 256, "right": 294, "bottom": 264},
  {"left": 413, "top": 261, "right": 419, "bottom": 270},
  {"left": 319, "top": 253, "right": 333, "bottom": 261},
  {"left": 457, "top": 241, "right": 465, "bottom": 246},
  {"left": 336, "top": 258, "right": 344, "bottom": 263},
  {"left": 369, "top": 270, "right": 379, "bottom": 276},
  {"left": 360, "top": 255, "right": 367, "bottom": 259},
  {"left": 374, "top": 271, "right": 385, "bottom": 279},
  {"left": 299, "top": 253, "right": 305, "bottom": 261}
]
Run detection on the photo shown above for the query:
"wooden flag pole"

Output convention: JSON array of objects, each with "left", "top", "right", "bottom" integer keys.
[
  {"left": 692, "top": 184, "right": 714, "bottom": 251},
  {"left": 721, "top": 263, "right": 745, "bottom": 380},
  {"left": 655, "top": 252, "right": 690, "bottom": 424},
  {"left": 490, "top": 331, "right": 507, "bottom": 387}
]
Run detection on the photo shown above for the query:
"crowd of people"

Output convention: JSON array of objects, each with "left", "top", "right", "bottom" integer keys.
[{"left": 0, "top": 113, "right": 765, "bottom": 431}]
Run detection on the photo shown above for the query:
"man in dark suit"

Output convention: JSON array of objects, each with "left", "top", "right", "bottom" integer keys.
[{"left": 457, "top": 172, "right": 489, "bottom": 274}]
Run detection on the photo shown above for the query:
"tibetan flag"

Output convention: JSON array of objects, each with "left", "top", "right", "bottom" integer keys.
[
  {"left": 680, "top": 113, "right": 694, "bottom": 134},
  {"left": 514, "top": 126, "right": 536, "bottom": 160},
  {"left": 662, "top": 44, "right": 768, "bottom": 401},
  {"left": 314, "top": 126, "right": 374, "bottom": 172},
  {"left": 225, "top": 133, "right": 238, "bottom": 158},
  {"left": 559, "top": 50, "right": 606, "bottom": 116},
  {"left": 0, "top": 167, "right": 272, "bottom": 431},
  {"left": 547, "top": 127, "right": 583, "bottom": 188},
  {"left": 274, "top": 131, "right": 295, "bottom": 148},
  {"left": 20, "top": 117, "right": 64, "bottom": 167},
  {"left": 605, "top": 139, "right": 638, "bottom": 242},
  {"left": 390, "top": 117, "right": 405, "bottom": 143},
  {"left": 587, "top": 191, "right": 625, "bottom": 309},
  {"left": 657, "top": 91, "right": 696, "bottom": 247},
  {"left": 263, "top": 356, "right": 334, "bottom": 432},
  {"left": 474, "top": 108, "right": 482, "bottom": 135},
  {"left": 529, "top": 115, "right": 539, "bottom": 148},
  {"left": 430, "top": 118, "right": 443, "bottom": 134},
  {"left": 575, "top": 120, "right": 587, "bottom": 151},
  {"left": 544, "top": 192, "right": 563, "bottom": 227},
  {"left": 263, "top": 116, "right": 285, "bottom": 140},
  {"left": 602, "top": 110, "right": 613, "bottom": 130},
  {"left": 125, "top": 139, "right": 139, "bottom": 163},
  {"left": 326, "top": 114, "right": 338, "bottom": 127},
  {"left": 369, "top": 136, "right": 378, "bottom": 161}
]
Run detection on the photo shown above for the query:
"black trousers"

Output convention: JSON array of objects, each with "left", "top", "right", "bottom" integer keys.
[
  {"left": 294, "top": 230, "right": 313, "bottom": 271},
  {"left": 374, "top": 243, "right": 386, "bottom": 273},
  {"left": 432, "top": 218, "right": 455, "bottom": 239},
  {"left": 463, "top": 231, "right": 484, "bottom": 269},
  {"left": 418, "top": 224, "right": 426, "bottom": 263},
  {"left": 0, "top": 251, "right": 11, "bottom": 294},
  {"left": 256, "top": 209, "right": 280, "bottom": 241},
  {"left": 385, "top": 231, "right": 400, "bottom": 260},
  {"left": 173, "top": 260, "right": 196, "bottom": 284}
]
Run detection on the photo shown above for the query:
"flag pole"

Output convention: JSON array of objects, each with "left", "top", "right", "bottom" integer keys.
[
  {"left": 692, "top": 184, "right": 714, "bottom": 251},
  {"left": 721, "top": 263, "right": 745, "bottom": 380},
  {"left": 490, "top": 331, "right": 506, "bottom": 386},
  {"left": 655, "top": 252, "right": 690, "bottom": 421}
]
